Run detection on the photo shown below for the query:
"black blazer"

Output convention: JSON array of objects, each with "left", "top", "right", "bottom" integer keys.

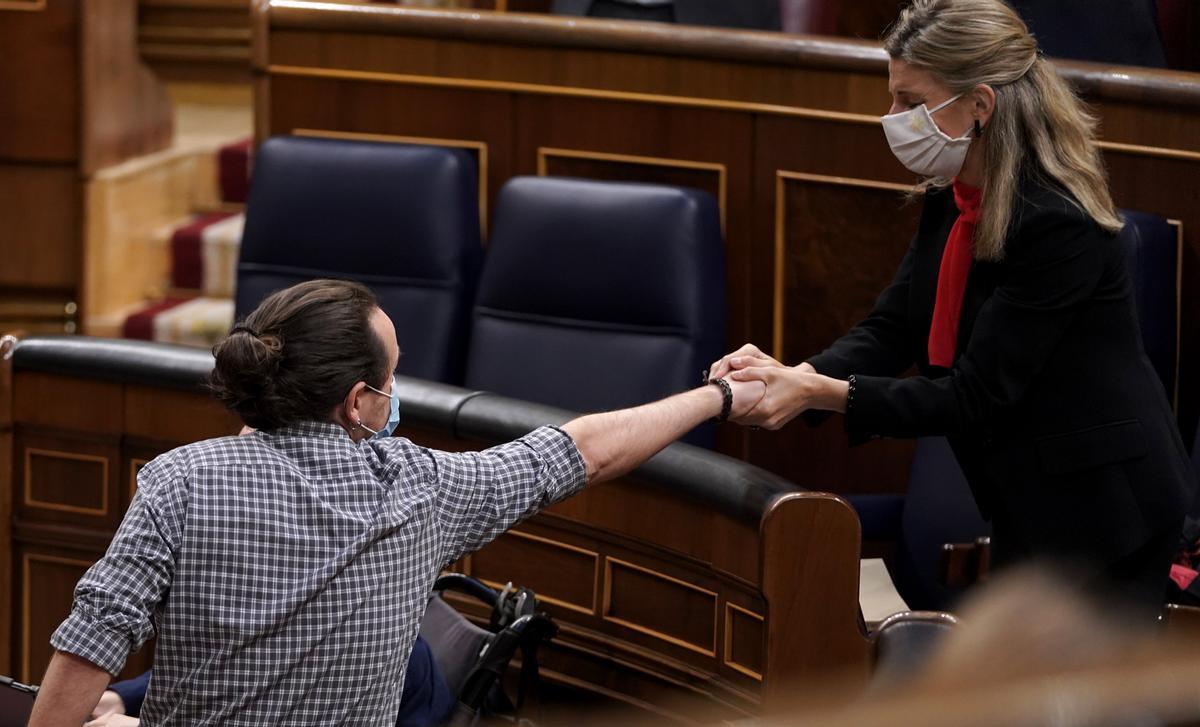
[
  {"left": 552, "top": 0, "right": 782, "bottom": 31},
  {"left": 807, "top": 175, "right": 1194, "bottom": 565}
]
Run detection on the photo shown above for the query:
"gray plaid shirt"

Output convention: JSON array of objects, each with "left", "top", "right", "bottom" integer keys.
[{"left": 51, "top": 422, "right": 586, "bottom": 725}]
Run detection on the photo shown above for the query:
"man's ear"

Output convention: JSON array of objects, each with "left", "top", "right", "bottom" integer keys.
[{"left": 340, "top": 381, "right": 369, "bottom": 430}]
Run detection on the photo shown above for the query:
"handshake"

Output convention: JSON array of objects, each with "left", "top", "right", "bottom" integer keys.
[{"left": 705, "top": 344, "right": 849, "bottom": 430}]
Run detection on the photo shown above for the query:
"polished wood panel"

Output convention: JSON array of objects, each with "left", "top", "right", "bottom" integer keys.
[
  {"left": 604, "top": 557, "right": 719, "bottom": 658},
  {"left": 24, "top": 448, "right": 109, "bottom": 516},
  {"left": 470, "top": 529, "right": 600, "bottom": 615},
  {"left": 13, "top": 373, "right": 124, "bottom": 435},
  {"left": 124, "top": 385, "right": 242, "bottom": 442},
  {"left": 20, "top": 550, "right": 92, "bottom": 682},
  {"left": 724, "top": 602, "right": 765, "bottom": 681},
  {"left": 138, "top": 0, "right": 253, "bottom": 83},
  {"left": 0, "top": 166, "right": 80, "bottom": 292},
  {"left": 16, "top": 432, "right": 121, "bottom": 530}
]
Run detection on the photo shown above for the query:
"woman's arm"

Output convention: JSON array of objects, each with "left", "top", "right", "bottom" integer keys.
[{"left": 740, "top": 209, "right": 1108, "bottom": 436}]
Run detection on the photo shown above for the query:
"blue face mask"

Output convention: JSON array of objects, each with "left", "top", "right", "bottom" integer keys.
[{"left": 360, "top": 375, "right": 400, "bottom": 439}]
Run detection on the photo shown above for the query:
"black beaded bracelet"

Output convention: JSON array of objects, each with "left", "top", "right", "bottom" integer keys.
[
  {"left": 846, "top": 374, "right": 857, "bottom": 414},
  {"left": 709, "top": 377, "right": 733, "bottom": 423}
]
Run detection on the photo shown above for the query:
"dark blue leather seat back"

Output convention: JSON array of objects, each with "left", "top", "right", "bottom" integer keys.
[
  {"left": 880, "top": 209, "right": 1180, "bottom": 610},
  {"left": 235, "top": 136, "right": 482, "bottom": 383},
  {"left": 1120, "top": 209, "right": 1178, "bottom": 401},
  {"left": 465, "top": 176, "right": 725, "bottom": 446}
]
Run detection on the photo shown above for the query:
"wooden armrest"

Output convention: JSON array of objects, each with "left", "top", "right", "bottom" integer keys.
[{"left": 939, "top": 536, "right": 991, "bottom": 588}]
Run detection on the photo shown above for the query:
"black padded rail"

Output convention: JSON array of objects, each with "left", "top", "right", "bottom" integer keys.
[
  {"left": 12, "top": 336, "right": 215, "bottom": 392},
  {"left": 10, "top": 336, "right": 801, "bottom": 524}
]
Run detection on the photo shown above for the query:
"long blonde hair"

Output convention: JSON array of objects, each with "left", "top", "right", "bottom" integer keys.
[{"left": 884, "top": 0, "right": 1123, "bottom": 261}]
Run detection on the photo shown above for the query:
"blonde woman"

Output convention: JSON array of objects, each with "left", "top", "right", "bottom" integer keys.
[{"left": 709, "top": 0, "right": 1194, "bottom": 617}]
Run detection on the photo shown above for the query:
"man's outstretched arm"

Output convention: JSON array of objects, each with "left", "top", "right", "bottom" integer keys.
[
  {"left": 429, "top": 379, "right": 764, "bottom": 563},
  {"left": 563, "top": 379, "right": 763, "bottom": 484},
  {"left": 29, "top": 651, "right": 112, "bottom": 727}
]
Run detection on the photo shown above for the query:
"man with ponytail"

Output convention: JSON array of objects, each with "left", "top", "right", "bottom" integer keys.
[
  {"left": 30, "top": 279, "right": 767, "bottom": 727},
  {"left": 709, "top": 0, "right": 1194, "bottom": 619}
]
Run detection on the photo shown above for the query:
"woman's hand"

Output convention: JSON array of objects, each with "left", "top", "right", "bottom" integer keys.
[
  {"left": 90, "top": 690, "right": 125, "bottom": 718},
  {"left": 728, "top": 366, "right": 848, "bottom": 429},
  {"left": 707, "top": 344, "right": 786, "bottom": 381}
]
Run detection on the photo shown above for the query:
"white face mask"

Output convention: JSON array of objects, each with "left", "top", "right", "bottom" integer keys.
[{"left": 881, "top": 94, "right": 972, "bottom": 179}]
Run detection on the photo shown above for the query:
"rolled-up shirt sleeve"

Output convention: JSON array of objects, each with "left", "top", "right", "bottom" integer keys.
[
  {"left": 50, "top": 455, "right": 186, "bottom": 676},
  {"left": 429, "top": 426, "right": 587, "bottom": 565}
]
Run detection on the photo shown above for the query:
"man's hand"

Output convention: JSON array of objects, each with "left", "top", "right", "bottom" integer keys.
[
  {"left": 707, "top": 343, "right": 785, "bottom": 381},
  {"left": 90, "top": 690, "right": 125, "bottom": 718},
  {"left": 85, "top": 715, "right": 139, "bottom": 727},
  {"left": 728, "top": 366, "right": 848, "bottom": 430}
]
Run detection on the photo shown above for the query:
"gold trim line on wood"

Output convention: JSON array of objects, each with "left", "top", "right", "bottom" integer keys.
[
  {"left": 601, "top": 556, "right": 719, "bottom": 658},
  {"left": 773, "top": 171, "right": 914, "bottom": 359},
  {"left": 536, "top": 147, "right": 728, "bottom": 234},
  {"left": 293, "top": 128, "right": 490, "bottom": 238},
  {"left": 723, "top": 602, "right": 765, "bottom": 682},
  {"left": 1099, "top": 140, "right": 1200, "bottom": 163},
  {"left": 476, "top": 576, "right": 596, "bottom": 617},
  {"left": 476, "top": 528, "right": 601, "bottom": 615},
  {"left": 268, "top": 65, "right": 884, "bottom": 125},
  {"left": 23, "top": 552, "right": 95, "bottom": 681},
  {"left": 0, "top": 0, "right": 45, "bottom": 10},
  {"left": 23, "top": 448, "right": 110, "bottom": 517}
]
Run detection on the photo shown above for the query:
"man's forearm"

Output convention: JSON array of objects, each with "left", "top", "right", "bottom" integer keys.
[
  {"left": 562, "top": 385, "right": 722, "bottom": 484},
  {"left": 29, "top": 651, "right": 112, "bottom": 727}
]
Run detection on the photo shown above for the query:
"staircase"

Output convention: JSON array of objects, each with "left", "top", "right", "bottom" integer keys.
[{"left": 119, "top": 138, "right": 252, "bottom": 347}]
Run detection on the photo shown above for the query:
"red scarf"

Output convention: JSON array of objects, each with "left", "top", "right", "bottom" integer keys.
[{"left": 928, "top": 179, "right": 982, "bottom": 368}]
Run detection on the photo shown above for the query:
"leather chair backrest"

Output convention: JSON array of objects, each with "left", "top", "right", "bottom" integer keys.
[
  {"left": 235, "top": 136, "right": 482, "bottom": 384},
  {"left": 896, "top": 209, "right": 1179, "bottom": 609},
  {"left": 464, "top": 176, "right": 725, "bottom": 446},
  {"left": 1119, "top": 209, "right": 1179, "bottom": 402},
  {"left": 870, "top": 612, "right": 958, "bottom": 689}
]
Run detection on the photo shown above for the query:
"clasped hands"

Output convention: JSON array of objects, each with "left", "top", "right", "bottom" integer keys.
[{"left": 709, "top": 344, "right": 849, "bottom": 430}]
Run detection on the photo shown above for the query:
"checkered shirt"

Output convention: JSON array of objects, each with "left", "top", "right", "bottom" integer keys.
[{"left": 51, "top": 422, "right": 586, "bottom": 726}]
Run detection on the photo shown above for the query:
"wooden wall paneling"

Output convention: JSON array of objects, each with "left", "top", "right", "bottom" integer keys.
[
  {"left": 80, "top": 0, "right": 175, "bottom": 175},
  {"left": 12, "top": 373, "right": 123, "bottom": 436},
  {"left": 0, "top": 0, "right": 80, "bottom": 163},
  {"left": 602, "top": 556, "right": 719, "bottom": 659},
  {"left": 124, "top": 385, "right": 243, "bottom": 442},
  {"left": 469, "top": 528, "right": 600, "bottom": 615},
  {"left": 0, "top": 166, "right": 80, "bottom": 292},
  {"left": 723, "top": 601, "right": 764, "bottom": 683},
  {"left": 138, "top": 0, "right": 253, "bottom": 83},
  {"left": 265, "top": 76, "right": 514, "bottom": 236},
  {"left": 541, "top": 480, "right": 760, "bottom": 586},
  {"left": 749, "top": 114, "right": 921, "bottom": 493},
  {"left": 16, "top": 432, "right": 121, "bottom": 531},
  {"left": 18, "top": 547, "right": 95, "bottom": 682}
]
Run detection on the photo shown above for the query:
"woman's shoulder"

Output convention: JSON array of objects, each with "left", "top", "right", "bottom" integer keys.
[{"left": 1005, "top": 173, "right": 1121, "bottom": 260}]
